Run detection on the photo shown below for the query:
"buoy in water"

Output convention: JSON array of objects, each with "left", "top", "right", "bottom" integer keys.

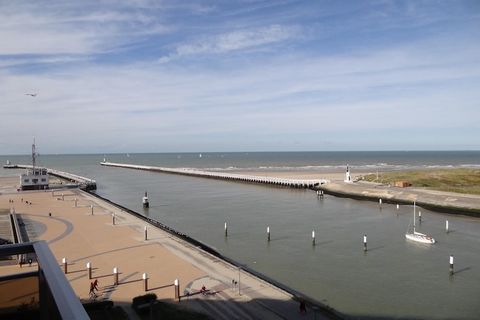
[{"left": 142, "top": 191, "right": 149, "bottom": 208}]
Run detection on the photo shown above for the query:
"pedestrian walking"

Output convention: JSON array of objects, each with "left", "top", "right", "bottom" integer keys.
[
  {"left": 93, "top": 279, "right": 99, "bottom": 292},
  {"left": 89, "top": 282, "right": 96, "bottom": 299}
]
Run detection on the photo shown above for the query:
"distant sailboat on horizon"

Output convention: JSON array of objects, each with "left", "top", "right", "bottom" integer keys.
[{"left": 405, "top": 201, "right": 435, "bottom": 244}]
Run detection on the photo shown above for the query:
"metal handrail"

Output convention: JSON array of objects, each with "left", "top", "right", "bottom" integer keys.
[{"left": 0, "top": 242, "right": 89, "bottom": 320}]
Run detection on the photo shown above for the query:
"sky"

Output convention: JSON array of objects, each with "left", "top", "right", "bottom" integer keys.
[{"left": 1, "top": 0, "right": 480, "bottom": 154}]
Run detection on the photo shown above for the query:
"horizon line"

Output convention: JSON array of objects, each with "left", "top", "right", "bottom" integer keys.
[{"left": 1, "top": 150, "right": 480, "bottom": 157}]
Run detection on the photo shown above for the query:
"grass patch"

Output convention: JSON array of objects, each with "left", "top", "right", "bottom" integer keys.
[{"left": 362, "top": 168, "right": 480, "bottom": 195}]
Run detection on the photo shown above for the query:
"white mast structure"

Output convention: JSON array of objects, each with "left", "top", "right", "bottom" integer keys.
[{"left": 20, "top": 138, "right": 49, "bottom": 190}]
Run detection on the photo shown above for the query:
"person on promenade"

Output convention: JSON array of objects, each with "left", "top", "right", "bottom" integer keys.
[
  {"left": 89, "top": 282, "right": 96, "bottom": 298},
  {"left": 93, "top": 279, "right": 99, "bottom": 292}
]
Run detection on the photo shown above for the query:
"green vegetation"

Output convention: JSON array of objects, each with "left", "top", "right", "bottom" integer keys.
[{"left": 362, "top": 168, "right": 480, "bottom": 195}]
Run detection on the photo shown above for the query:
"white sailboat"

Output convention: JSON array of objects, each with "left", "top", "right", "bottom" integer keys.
[{"left": 405, "top": 201, "right": 435, "bottom": 244}]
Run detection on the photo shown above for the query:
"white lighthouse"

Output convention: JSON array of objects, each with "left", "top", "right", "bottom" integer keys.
[{"left": 344, "top": 165, "right": 352, "bottom": 183}]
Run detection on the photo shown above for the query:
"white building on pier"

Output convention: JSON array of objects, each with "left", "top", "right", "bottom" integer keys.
[{"left": 20, "top": 140, "right": 49, "bottom": 190}]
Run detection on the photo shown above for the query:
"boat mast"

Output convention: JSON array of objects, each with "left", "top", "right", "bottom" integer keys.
[{"left": 413, "top": 201, "right": 416, "bottom": 231}]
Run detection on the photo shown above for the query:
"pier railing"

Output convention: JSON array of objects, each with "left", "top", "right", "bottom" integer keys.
[{"left": 101, "top": 161, "right": 328, "bottom": 189}]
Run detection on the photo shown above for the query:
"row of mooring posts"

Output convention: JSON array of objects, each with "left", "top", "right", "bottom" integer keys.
[
  {"left": 224, "top": 222, "right": 353, "bottom": 249},
  {"left": 381, "top": 199, "right": 452, "bottom": 233},
  {"left": 61, "top": 258, "right": 181, "bottom": 299},
  {"left": 223, "top": 223, "right": 457, "bottom": 275},
  {"left": 223, "top": 223, "right": 454, "bottom": 248}
]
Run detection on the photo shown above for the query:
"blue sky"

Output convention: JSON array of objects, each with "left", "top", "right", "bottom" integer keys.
[{"left": 1, "top": 0, "right": 479, "bottom": 154}]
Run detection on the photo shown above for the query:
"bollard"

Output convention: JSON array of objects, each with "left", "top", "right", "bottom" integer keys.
[
  {"left": 446, "top": 220, "right": 449, "bottom": 233},
  {"left": 62, "top": 193, "right": 64, "bottom": 201},
  {"left": 90, "top": 205, "right": 94, "bottom": 215},
  {"left": 174, "top": 279, "right": 180, "bottom": 301},
  {"left": 363, "top": 235, "right": 367, "bottom": 252},
  {"left": 142, "top": 273, "right": 148, "bottom": 291},
  {"left": 449, "top": 255, "right": 454, "bottom": 275},
  {"left": 113, "top": 267, "right": 119, "bottom": 285},
  {"left": 267, "top": 226, "right": 270, "bottom": 242},
  {"left": 312, "top": 230, "right": 315, "bottom": 246},
  {"left": 224, "top": 222, "right": 228, "bottom": 237},
  {"left": 144, "top": 226, "right": 148, "bottom": 240},
  {"left": 112, "top": 213, "right": 116, "bottom": 225},
  {"left": 74, "top": 198, "right": 78, "bottom": 207},
  {"left": 62, "top": 257, "right": 67, "bottom": 274},
  {"left": 87, "top": 262, "right": 92, "bottom": 279},
  {"left": 379, "top": 198, "right": 382, "bottom": 209},
  {"left": 418, "top": 211, "right": 422, "bottom": 223},
  {"left": 396, "top": 204, "right": 399, "bottom": 210}
]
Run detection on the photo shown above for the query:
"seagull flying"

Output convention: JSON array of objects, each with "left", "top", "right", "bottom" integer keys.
[{"left": 25, "top": 93, "right": 37, "bottom": 97}]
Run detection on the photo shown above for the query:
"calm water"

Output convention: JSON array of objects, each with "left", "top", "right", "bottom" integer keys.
[{"left": 1, "top": 152, "right": 480, "bottom": 319}]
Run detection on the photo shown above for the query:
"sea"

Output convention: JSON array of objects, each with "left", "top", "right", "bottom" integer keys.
[{"left": 1, "top": 151, "right": 480, "bottom": 319}]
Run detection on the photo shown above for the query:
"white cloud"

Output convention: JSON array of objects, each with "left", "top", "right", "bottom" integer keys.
[
  {"left": 0, "top": 2, "right": 170, "bottom": 56},
  {"left": 1, "top": 37, "right": 479, "bottom": 153},
  {"left": 1, "top": 1, "right": 479, "bottom": 152},
  {"left": 159, "top": 24, "right": 300, "bottom": 62}
]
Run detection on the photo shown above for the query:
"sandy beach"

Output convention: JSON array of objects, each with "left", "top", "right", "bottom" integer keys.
[{"left": 0, "top": 176, "right": 335, "bottom": 320}]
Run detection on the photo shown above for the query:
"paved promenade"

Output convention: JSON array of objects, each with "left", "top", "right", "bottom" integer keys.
[{"left": 0, "top": 179, "right": 334, "bottom": 319}]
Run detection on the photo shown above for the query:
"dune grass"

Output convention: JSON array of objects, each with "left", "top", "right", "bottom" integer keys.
[{"left": 362, "top": 168, "right": 480, "bottom": 195}]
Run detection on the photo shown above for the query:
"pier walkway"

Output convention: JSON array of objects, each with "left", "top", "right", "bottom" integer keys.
[
  {"left": 3, "top": 164, "right": 96, "bottom": 191},
  {"left": 101, "top": 162, "right": 328, "bottom": 189}
]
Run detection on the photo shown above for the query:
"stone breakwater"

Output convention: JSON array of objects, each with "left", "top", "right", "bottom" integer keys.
[
  {"left": 100, "top": 161, "right": 328, "bottom": 189},
  {"left": 320, "top": 181, "right": 480, "bottom": 217}
]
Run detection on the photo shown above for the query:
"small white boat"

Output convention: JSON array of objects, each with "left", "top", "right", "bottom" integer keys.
[
  {"left": 405, "top": 201, "right": 435, "bottom": 244},
  {"left": 406, "top": 231, "right": 435, "bottom": 244}
]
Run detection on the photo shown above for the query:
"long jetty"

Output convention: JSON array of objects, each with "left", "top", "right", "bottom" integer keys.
[
  {"left": 101, "top": 161, "right": 328, "bottom": 189},
  {"left": 3, "top": 164, "right": 96, "bottom": 191}
]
